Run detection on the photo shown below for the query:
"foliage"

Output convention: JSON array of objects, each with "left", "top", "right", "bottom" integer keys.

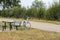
[
  {"left": 46, "top": 3, "right": 60, "bottom": 20},
  {"left": 0, "top": 0, "right": 21, "bottom": 9},
  {"left": 0, "top": 0, "right": 60, "bottom": 21},
  {"left": 32, "top": 0, "right": 45, "bottom": 9}
]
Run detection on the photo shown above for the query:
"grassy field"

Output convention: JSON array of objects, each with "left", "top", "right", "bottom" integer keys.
[
  {"left": 0, "top": 18, "right": 60, "bottom": 40},
  {"left": 0, "top": 28, "right": 60, "bottom": 40}
]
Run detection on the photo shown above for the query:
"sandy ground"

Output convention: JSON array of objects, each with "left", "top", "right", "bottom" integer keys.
[
  {"left": 0, "top": 18, "right": 60, "bottom": 33},
  {"left": 30, "top": 22, "right": 60, "bottom": 33}
]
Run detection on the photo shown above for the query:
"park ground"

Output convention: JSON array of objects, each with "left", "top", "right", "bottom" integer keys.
[
  {"left": 0, "top": 28, "right": 60, "bottom": 40},
  {"left": 0, "top": 18, "right": 60, "bottom": 40}
]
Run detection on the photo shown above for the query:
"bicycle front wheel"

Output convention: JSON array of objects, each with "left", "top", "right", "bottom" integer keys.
[{"left": 26, "top": 22, "right": 31, "bottom": 29}]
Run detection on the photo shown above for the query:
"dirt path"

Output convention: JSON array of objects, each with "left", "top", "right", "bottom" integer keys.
[
  {"left": 0, "top": 18, "right": 60, "bottom": 33},
  {"left": 30, "top": 22, "right": 60, "bottom": 33}
]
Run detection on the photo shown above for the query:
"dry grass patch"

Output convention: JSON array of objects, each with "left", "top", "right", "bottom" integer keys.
[
  {"left": 0, "top": 28, "right": 60, "bottom": 40},
  {"left": 30, "top": 19, "right": 60, "bottom": 25},
  {"left": 0, "top": 18, "right": 60, "bottom": 25}
]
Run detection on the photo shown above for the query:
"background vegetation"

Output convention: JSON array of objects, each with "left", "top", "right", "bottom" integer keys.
[{"left": 0, "top": 0, "right": 60, "bottom": 21}]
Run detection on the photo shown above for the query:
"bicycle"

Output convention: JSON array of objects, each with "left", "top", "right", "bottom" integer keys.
[{"left": 23, "top": 20, "right": 31, "bottom": 29}]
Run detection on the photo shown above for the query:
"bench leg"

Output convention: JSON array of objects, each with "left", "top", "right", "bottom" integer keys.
[
  {"left": 15, "top": 26, "right": 18, "bottom": 30},
  {"left": 2, "top": 26, "right": 4, "bottom": 31},
  {"left": 10, "top": 26, "right": 12, "bottom": 31},
  {"left": 9, "top": 23, "right": 13, "bottom": 31},
  {"left": 2, "top": 26, "right": 6, "bottom": 31}
]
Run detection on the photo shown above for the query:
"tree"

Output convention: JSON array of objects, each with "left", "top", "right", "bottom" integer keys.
[
  {"left": 46, "top": 2, "right": 60, "bottom": 20},
  {"left": 31, "top": 0, "right": 46, "bottom": 19},
  {"left": 32, "top": 0, "right": 45, "bottom": 9},
  {"left": 0, "top": 0, "right": 21, "bottom": 9},
  {"left": 0, "top": 0, "right": 21, "bottom": 18},
  {"left": 27, "top": 7, "right": 38, "bottom": 18}
]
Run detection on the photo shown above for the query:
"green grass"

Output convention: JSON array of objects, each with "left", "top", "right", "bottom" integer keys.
[{"left": 0, "top": 28, "right": 60, "bottom": 40}]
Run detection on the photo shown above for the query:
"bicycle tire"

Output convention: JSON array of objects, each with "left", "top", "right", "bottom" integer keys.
[{"left": 26, "top": 22, "right": 31, "bottom": 29}]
